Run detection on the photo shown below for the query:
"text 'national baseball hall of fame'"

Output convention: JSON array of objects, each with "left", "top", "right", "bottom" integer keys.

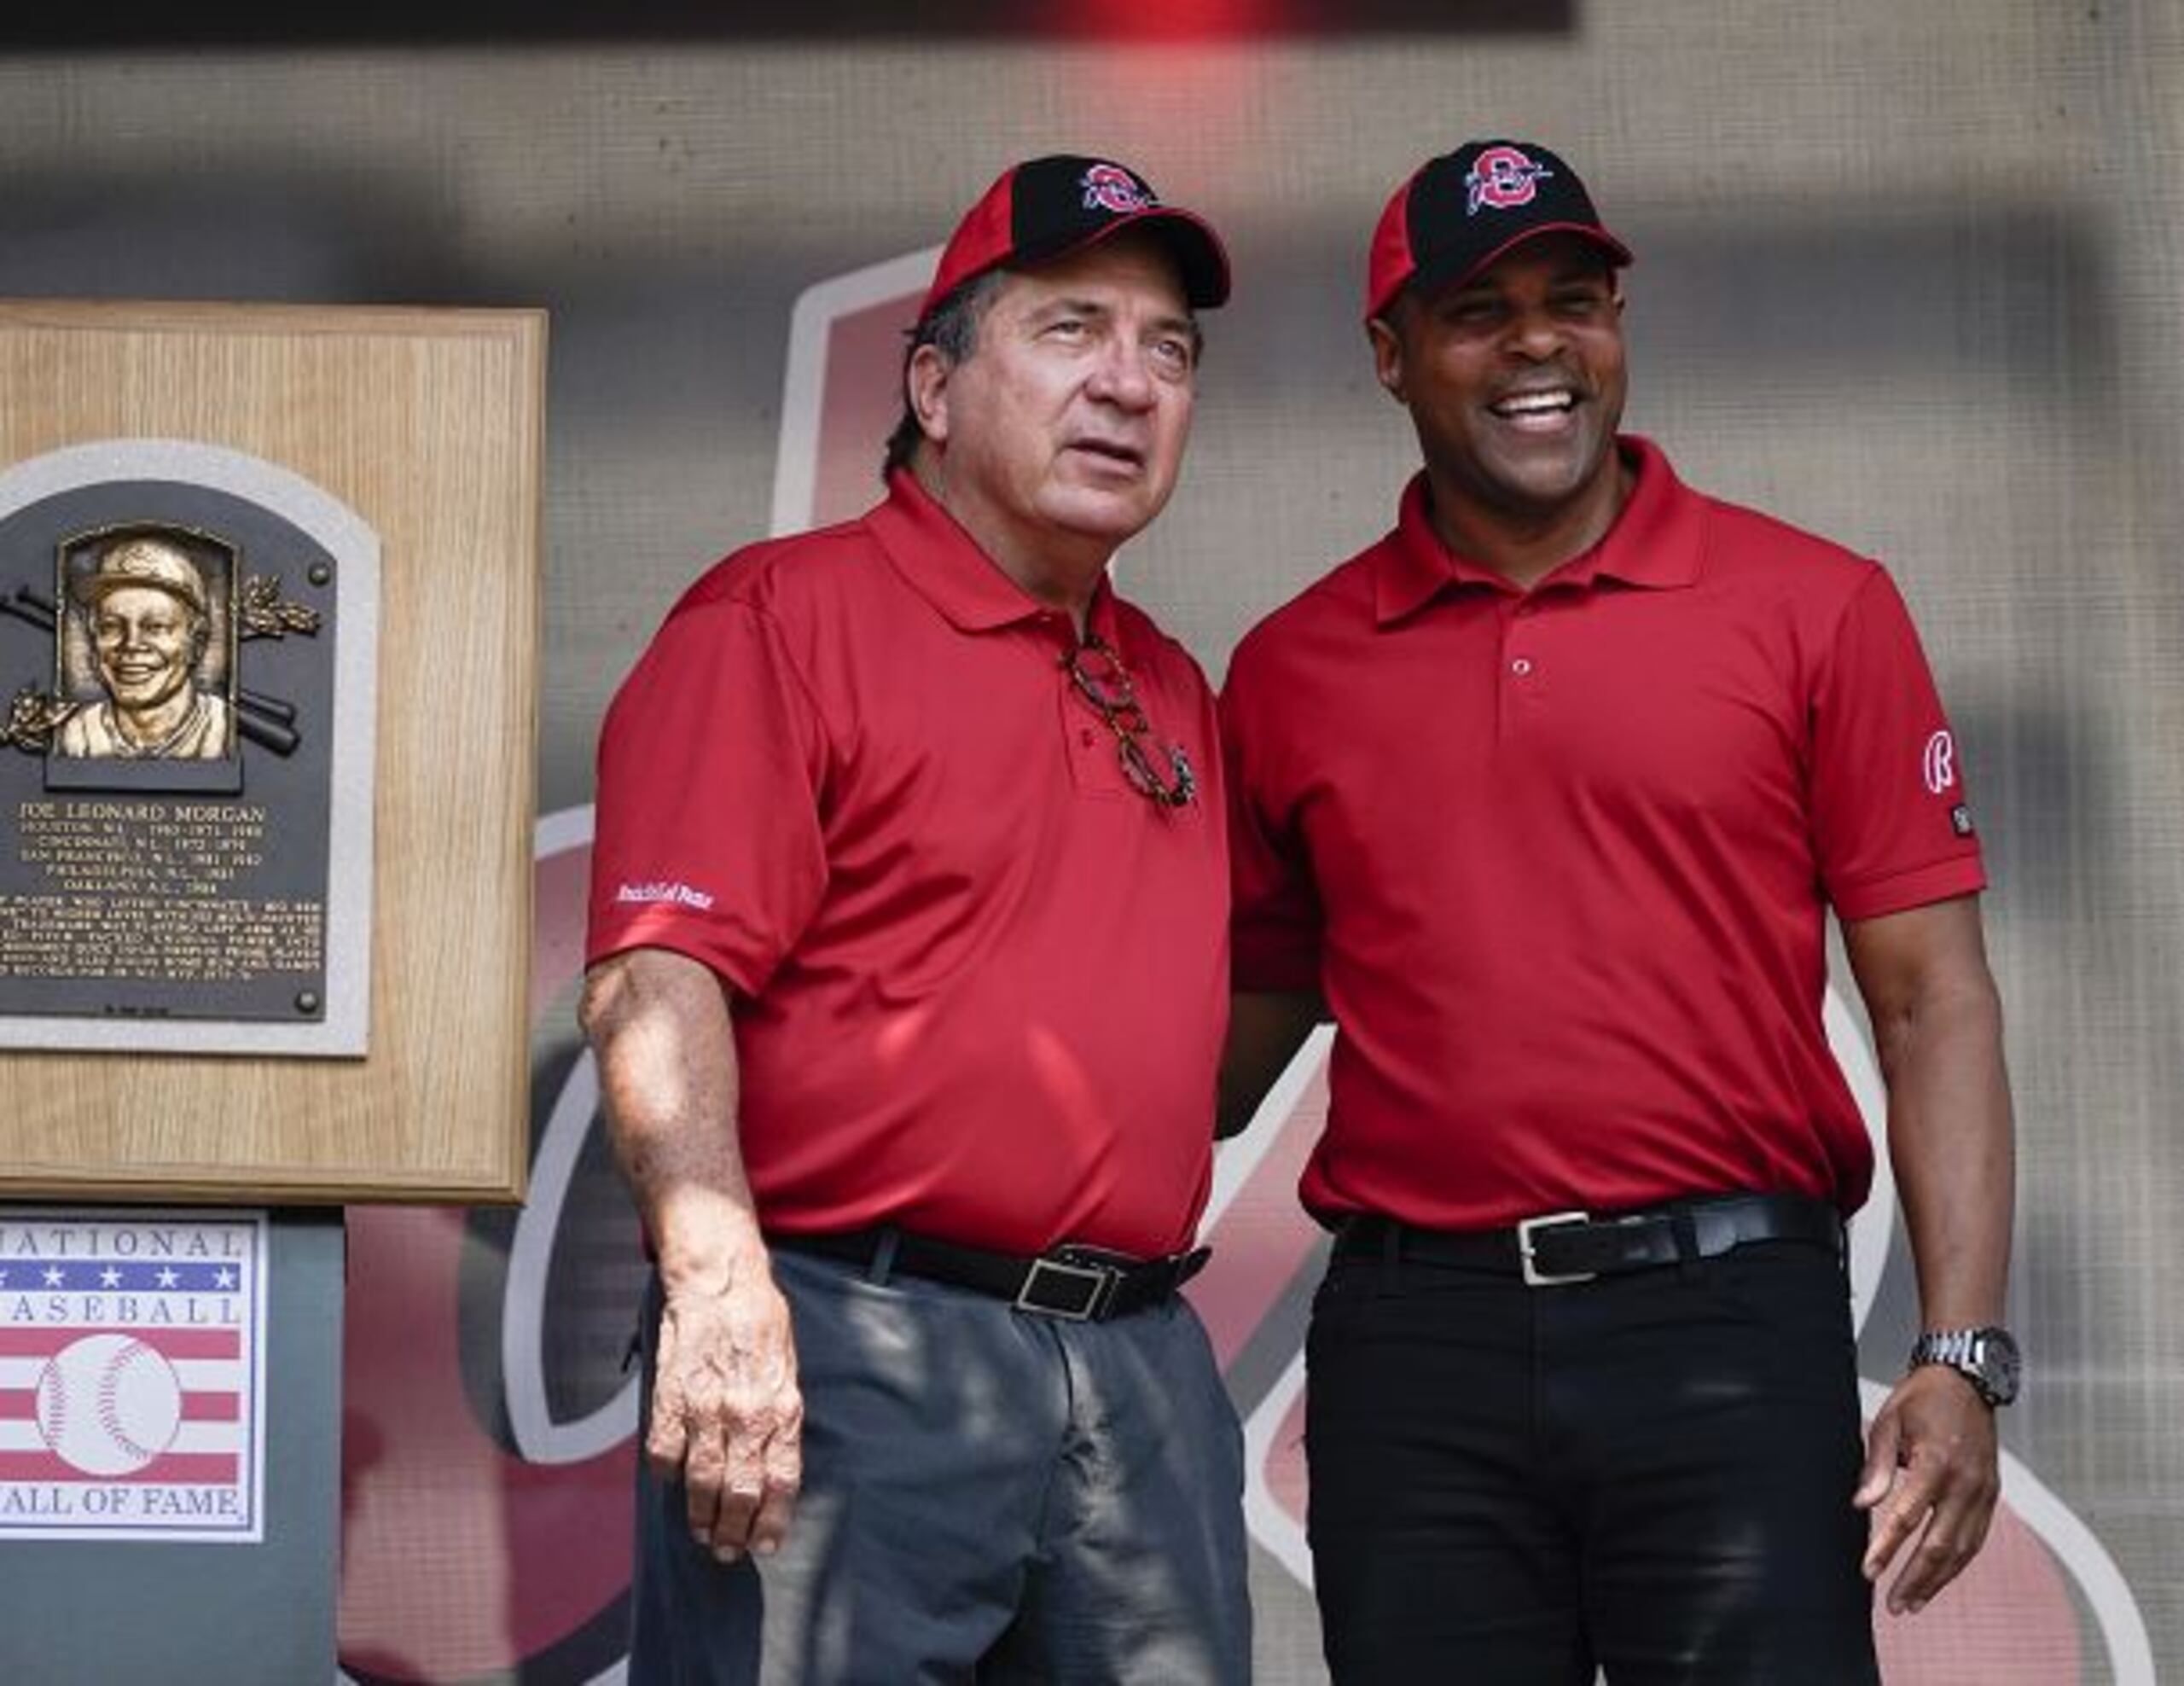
[{"left": 0, "top": 1209, "right": 268, "bottom": 1543}]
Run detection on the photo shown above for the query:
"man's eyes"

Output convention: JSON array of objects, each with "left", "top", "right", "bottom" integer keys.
[
  {"left": 1439, "top": 292, "right": 1608, "bottom": 324},
  {"left": 1038, "top": 317, "right": 1194, "bottom": 375}
]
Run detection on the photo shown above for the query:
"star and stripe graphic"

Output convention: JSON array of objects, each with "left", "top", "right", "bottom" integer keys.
[
  {"left": 0, "top": 1210, "right": 265, "bottom": 1540},
  {"left": 0, "top": 1324, "right": 247, "bottom": 1486}
]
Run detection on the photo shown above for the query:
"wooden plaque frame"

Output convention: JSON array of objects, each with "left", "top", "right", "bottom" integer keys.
[{"left": 0, "top": 300, "right": 543, "bottom": 1204}]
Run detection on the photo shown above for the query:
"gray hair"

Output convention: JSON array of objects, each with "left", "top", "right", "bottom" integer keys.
[{"left": 880, "top": 270, "right": 1008, "bottom": 480}]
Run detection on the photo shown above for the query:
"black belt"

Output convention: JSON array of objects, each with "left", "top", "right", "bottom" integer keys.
[
  {"left": 1335, "top": 1192, "right": 1843, "bottom": 1287},
  {"left": 773, "top": 1228, "right": 1210, "bottom": 1322}
]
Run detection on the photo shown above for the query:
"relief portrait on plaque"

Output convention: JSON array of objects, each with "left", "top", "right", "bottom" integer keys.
[
  {"left": 3, "top": 516, "right": 323, "bottom": 799},
  {"left": 0, "top": 443, "right": 371, "bottom": 1054},
  {"left": 53, "top": 531, "right": 238, "bottom": 768}
]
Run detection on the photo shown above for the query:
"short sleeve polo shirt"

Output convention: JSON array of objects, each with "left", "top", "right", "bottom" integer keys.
[
  {"left": 588, "top": 471, "right": 1227, "bottom": 1258},
  {"left": 1223, "top": 437, "right": 1985, "bottom": 1229}
]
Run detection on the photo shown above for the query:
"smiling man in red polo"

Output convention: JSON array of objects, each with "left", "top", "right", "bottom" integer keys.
[
  {"left": 583, "top": 156, "right": 1247, "bottom": 1683},
  {"left": 1221, "top": 138, "right": 2018, "bottom": 1683}
]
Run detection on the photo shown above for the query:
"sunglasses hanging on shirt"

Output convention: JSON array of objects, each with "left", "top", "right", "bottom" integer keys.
[{"left": 1061, "top": 633, "right": 1198, "bottom": 810}]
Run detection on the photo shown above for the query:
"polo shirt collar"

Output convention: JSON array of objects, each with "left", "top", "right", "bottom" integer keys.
[
  {"left": 1372, "top": 435, "right": 1703, "bottom": 625},
  {"left": 868, "top": 468, "right": 1126, "bottom": 645}
]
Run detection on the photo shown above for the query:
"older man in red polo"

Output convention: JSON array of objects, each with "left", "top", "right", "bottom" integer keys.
[{"left": 584, "top": 155, "right": 1247, "bottom": 1684}]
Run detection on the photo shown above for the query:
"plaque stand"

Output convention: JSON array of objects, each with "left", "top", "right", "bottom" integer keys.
[
  {"left": 0, "top": 1208, "right": 343, "bottom": 1683},
  {"left": 0, "top": 303, "right": 543, "bottom": 1680}
]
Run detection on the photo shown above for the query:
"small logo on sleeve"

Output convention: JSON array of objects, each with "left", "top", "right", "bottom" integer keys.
[
  {"left": 1922, "top": 730, "right": 1958, "bottom": 795},
  {"left": 1950, "top": 805, "right": 1976, "bottom": 837},
  {"left": 613, "top": 881, "right": 715, "bottom": 912}
]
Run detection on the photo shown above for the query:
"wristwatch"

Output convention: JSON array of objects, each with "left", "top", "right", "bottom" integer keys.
[{"left": 1909, "top": 1325, "right": 2022, "bottom": 1407}]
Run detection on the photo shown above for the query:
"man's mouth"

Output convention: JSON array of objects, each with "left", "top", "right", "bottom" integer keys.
[
  {"left": 1068, "top": 438, "right": 1147, "bottom": 471},
  {"left": 1487, "top": 387, "right": 1581, "bottom": 429}
]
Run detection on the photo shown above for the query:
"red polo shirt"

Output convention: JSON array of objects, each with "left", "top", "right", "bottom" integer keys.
[
  {"left": 588, "top": 470, "right": 1227, "bottom": 1257},
  {"left": 1223, "top": 438, "right": 1986, "bottom": 1229}
]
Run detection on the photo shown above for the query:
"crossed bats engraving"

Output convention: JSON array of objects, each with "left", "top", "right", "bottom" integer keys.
[{"left": 0, "top": 581, "right": 315, "bottom": 757}]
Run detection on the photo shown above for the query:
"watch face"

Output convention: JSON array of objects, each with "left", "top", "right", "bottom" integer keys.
[
  {"left": 1977, "top": 1328, "right": 2023, "bottom": 1404},
  {"left": 1914, "top": 1326, "right": 2022, "bottom": 1406}
]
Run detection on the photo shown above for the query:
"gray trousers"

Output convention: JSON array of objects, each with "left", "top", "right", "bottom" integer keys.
[{"left": 631, "top": 1246, "right": 1252, "bottom": 1684}]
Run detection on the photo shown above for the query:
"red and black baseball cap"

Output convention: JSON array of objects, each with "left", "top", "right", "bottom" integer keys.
[
  {"left": 919, "top": 154, "right": 1231, "bottom": 323},
  {"left": 1365, "top": 139, "right": 1632, "bottom": 322}
]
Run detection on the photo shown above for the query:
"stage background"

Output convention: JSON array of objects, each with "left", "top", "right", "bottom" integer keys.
[{"left": 1, "top": 5, "right": 2176, "bottom": 1680}]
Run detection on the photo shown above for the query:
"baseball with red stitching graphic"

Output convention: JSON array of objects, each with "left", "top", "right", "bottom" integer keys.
[{"left": 34, "top": 1334, "right": 184, "bottom": 1477}]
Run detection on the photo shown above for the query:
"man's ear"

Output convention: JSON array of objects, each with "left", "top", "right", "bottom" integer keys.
[
  {"left": 906, "top": 343, "right": 952, "bottom": 447},
  {"left": 1367, "top": 315, "right": 1407, "bottom": 405}
]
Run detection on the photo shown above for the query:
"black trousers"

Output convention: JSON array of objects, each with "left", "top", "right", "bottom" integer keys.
[{"left": 1304, "top": 1235, "right": 1880, "bottom": 1685}]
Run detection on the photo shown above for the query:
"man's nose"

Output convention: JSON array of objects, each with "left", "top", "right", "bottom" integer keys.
[
  {"left": 1505, "top": 304, "right": 1570, "bottom": 360},
  {"left": 1085, "top": 338, "right": 1158, "bottom": 409}
]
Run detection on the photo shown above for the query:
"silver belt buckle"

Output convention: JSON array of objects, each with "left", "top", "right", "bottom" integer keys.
[
  {"left": 1518, "top": 1210, "right": 1596, "bottom": 1287},
  {"left": 1014, "top": 1256, "right": 1117, "bottom": 1321}
]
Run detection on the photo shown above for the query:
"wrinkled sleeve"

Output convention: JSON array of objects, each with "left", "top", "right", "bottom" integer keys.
[
  {"left": 1810, "top": 567, "right": 1988, "bottom": 921},
  {"left": 585, "top": 597, "right": 830, "bottom": 996}
]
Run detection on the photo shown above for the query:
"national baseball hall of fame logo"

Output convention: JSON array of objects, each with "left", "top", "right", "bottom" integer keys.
[
  {"left": 328, "top": 257, "right": 2157, "bottom": 1684},
  {"left": 0, "top": 1209, "right": 265, "bottom": 1544}
]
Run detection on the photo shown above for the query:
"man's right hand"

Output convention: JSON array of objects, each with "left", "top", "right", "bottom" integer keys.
[
  {"left": 648, "top": 1267, "right": 804, "bottom": 1561},
  {"left": 581, "top": 946, "right": 804, "bottom": 1558}
]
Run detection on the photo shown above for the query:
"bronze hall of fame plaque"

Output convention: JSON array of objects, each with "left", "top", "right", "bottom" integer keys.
[{"left": 0, "top": 442, "right": 378, "bottom": 1056}]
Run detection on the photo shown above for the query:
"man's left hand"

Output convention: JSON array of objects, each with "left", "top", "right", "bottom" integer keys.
[{"left": 1855, "top": 1364, "right": 2001, "bottom": 1613}]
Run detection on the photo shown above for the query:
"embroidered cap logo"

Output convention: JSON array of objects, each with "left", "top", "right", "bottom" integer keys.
[
  {"left": 1466, "top": 145, "right": 1554, "bottom": 215},
  {"left": 1081, "top": 163, "right": 1156, "bottom": 216}
]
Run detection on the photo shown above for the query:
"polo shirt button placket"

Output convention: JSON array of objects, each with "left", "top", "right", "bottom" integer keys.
[
  {"left": 1057, "top": 619, "right": 1136, "bottom": 799},
  {"left": 1495, "top": 598, "right": 1540, "bottom": 740},
  {"left": 1045, "top": 616, "right": 1098, "bottom": 770}
]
